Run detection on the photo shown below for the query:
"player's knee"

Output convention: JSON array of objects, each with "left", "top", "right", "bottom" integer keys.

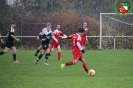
[
  {"left": 58, "top": 48, "right": 61, "bottom": 52},
  {"left": 51, "top": 48, "right": 54, "bottom": 52},
  {"left": 12, "top": 48, "right": 17, "bottom": 52},
  {"left": 73, "top": 60, "right": 78, "bottom": 64},
  {"left": 13, "top": 50, "right": 16, "bottom": 53},
  {"left": 41, "top": 50, "right": 45, "bottom": 54},
  {"left": 57, "top": 46, "right": 61, "bottom": 52},
  {"left": 4, "top": 50, "right": 8, "bottom": 53}
]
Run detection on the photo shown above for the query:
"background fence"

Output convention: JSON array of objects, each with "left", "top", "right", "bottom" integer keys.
[{"left": 0, "top": 0, "right": 133, "bottom": 50}]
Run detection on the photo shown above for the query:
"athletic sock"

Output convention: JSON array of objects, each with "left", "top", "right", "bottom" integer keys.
[
  {"left": 0, "top": 51, "right": 5, "bottom": 55},
  {"left": 45, "top": 53, "right": 50, "bottom": 62},
  {"left": 65, "top": 61, "right": 74, "bottom": 66},
  {"left": 36, "top": 54, "right": 43, "bottom": 62},
  {"left": 58, "top": 52, "right": 61, "bottom": 60},
  {"left": 35, "top": 48, "right": 40, "bottom": 54},
  {"left": 83, "top": 63, "right": 89, "bottom": 73},
  {"left": 13, "top": 53, "right": 16, "bottom": 61}
]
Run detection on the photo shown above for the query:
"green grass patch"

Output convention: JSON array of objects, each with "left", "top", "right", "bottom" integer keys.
[{"left": 0, "top": 50, "right": 133, "bottom": 88}]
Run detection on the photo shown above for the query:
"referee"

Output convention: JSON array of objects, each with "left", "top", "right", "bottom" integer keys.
[{"left": 0, "top": 22, "right": 20, "bottom": 63}]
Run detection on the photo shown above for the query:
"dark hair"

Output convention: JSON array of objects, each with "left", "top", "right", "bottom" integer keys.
[
  {"left": 78, "top": 28, "right": 84, "bottom": 33},
  {"left": 11, "top": 22, "right": 16, "bottom": 25}
]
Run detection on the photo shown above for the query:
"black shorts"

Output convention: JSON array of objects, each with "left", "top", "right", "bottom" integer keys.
[
  {"left": 6, "top": 41, "right": 15, "bottom": 48},
  {"left": 42, "top": 44, "right": 49, "bottom": 51}
]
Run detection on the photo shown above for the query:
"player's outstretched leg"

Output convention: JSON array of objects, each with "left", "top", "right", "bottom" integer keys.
[
  {"left": 34, "top": 48, "right": 40, "bottom": 56},
  {"left": 35, "top": 53, "right": 44, "bottom": 65},
  {"left": 61, "top": 60, "right": 77, "bottom": 70}
]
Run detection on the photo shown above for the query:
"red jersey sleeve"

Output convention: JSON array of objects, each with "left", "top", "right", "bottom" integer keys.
[
  {"left": 67, "top": 36, "right": 72, "bottom": 39},
  {"left": 60, "top": 31, "right": 64, "bottom": 36}
]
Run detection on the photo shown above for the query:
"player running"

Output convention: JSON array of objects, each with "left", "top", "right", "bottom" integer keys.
[
  {"left": 34, "top": 23, "right": 52, "bottom": 56},
  {"left": 0, "top": 22, "right": 20, "bottom": 63},
  {"left": 50, "top": 25, "right": 66, "bottom": 60},
  {"left": 34, "top": 23, "right": 52, "bottom": 65},
  {"left": 81, "top": 22, "right": 88, "bottom": 49},
  {"left": 61, "top": 28, "right": 89, "bottom": 74}
]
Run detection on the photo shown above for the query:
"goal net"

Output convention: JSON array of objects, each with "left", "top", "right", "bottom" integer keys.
[{"left": 100, "top": 13, "right": 133, "bottom": 49}]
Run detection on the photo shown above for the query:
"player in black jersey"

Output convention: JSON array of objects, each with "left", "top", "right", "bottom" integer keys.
[
  {"left": 34, "top": 23, "right": 52, "bottom": 65},
  {"left": 34, "top": 23, "right": 52, "bottom": 56},
  {"left": 0, "top": 22, "right": 20, "bottom": 63}
]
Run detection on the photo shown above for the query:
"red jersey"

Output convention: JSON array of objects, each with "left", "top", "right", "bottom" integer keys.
[
  {"left": 51, "top": 29, "right": 65, "bottom": 48},
  {"left": 67, "top": 34, "right": 83, "bottom": 53},
  {"left": 52, "top": 29, "right": 64, "bottom": 43},
  {"left": 81, "top": 28, "right": 88, "bottom": 46}
]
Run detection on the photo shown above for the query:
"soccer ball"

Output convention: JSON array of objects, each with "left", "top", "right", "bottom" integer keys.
[{"left": 89, "top": 69, "right": 95, "bottom": 76}]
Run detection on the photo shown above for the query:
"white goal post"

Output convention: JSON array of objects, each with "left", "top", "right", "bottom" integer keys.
[{"left": 100, "top": 13, "right": 133, "bottom": 49}]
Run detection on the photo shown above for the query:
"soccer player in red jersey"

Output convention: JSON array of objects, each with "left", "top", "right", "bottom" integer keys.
[
  {"left": 50, "top": 25, "right": 66, "bottom": 60},
  {"left": 61, "top": 28, "right": 89, "bottom": 74},
  {"left": 81, "top": 22, "right": 88, "bottom": 49}
]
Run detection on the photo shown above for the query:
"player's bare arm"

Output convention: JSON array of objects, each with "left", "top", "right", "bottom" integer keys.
[{"left": 11, "top": 34, "right": 19, "bottom": 41}]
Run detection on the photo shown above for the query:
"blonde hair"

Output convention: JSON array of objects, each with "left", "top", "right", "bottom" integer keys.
[{"left": 46, "top": 22, "right": 51, "bottom": 26}]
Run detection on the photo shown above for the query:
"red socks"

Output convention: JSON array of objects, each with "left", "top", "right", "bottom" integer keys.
[
  {"left": 65, "top": 61, "right": 74, "bottom": 66},
  {"left": 58, "top": 52, "right": 61, "bottom": 60},
  {"left": 83, "top": 63, "right": 88, "bottom": 73}
]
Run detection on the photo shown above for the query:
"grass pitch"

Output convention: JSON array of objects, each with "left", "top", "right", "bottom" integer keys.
[{"left": 0, "top": 50, "right": 133, "bottom": 88}]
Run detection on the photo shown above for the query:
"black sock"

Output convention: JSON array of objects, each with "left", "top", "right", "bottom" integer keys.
[
  {"left": 13, "top": 53, "right": 16, "bottom": 61},
  {"left": 35, "top": 48, "right": 40, "bottom": 54},
  {"left": 0, "top": 51, "right": 5, "bottom": 55},
  {"left": 45, "top": 53, "right": 50, "bottom": 62},
  {"left": 36, "top": 54, "right": 43, "bottom": 62}
]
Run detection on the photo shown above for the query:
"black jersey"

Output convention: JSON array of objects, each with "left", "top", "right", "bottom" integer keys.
[
  {"left": 6, "top": 27, "right": 15, "bottom": 42},
  {"left": 41, "top": 28, "right": 52, "bottom": 45}
]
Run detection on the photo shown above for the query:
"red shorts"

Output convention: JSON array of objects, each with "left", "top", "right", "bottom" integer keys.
[
  {"left": 51, "top": 42, "right": 60, "bottom": 48},
  {"left": 72, "top": 52, "right": 83, "bottom": 60}
]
